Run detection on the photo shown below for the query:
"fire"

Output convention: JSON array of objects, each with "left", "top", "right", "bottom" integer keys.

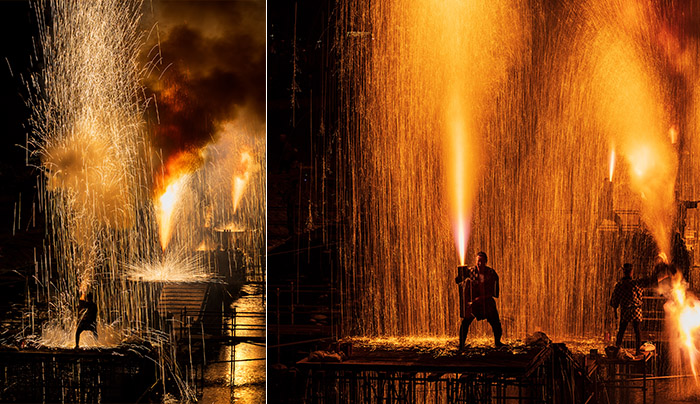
[
  {"left": 609, "top": 148, "right": 616, "bottom": 181},
  {"left": 446, "top": 94, "right": 476, "bottom": 266},
  {"left": 451, "top": 111, "right": 467, "bottom": 266},
  {"left": 663, "top": 270, "right": 700, "bottom": 381},
  {"left": 154, "top": 150, "right": 201, "bottom": 251},
  {"left": 669, "top": 126, "right": 678, "bottom": 144},
  {"left": 627, "top": 143, "right": 655, "bottom": 179},
  {"left": 156, "top": 173, "right": 189, "bottom": 251},
  {"left": 231, "top": 150, "right": 254, "bottom": 213}
]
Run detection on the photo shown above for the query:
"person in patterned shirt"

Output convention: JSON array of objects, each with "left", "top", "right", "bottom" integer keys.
[{"left": 609, "top": 263, "right": 664, "bottom": 354}]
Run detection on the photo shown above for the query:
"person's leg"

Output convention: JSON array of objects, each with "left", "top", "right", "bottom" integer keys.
[
  {"left": 615, "top": 319, "right": 629, "bottom": 347},
  {"left": 75, "top": 325, "right": 83, "bottom": 349},
  {"left": 459, "top": 316, "right": 475, "bottom": 350},
  {"left": 487, "top": 314, "right": 503, "bottom": 347},
  {"left": 632, "top": 320, "right": 641, "bottom": 353}
]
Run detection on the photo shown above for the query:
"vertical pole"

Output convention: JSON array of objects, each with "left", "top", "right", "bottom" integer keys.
[
  {"left": 276, "top": 288, "right": 281, "bottom": 363},
  {"left": 291, "top": 282, "right": 295, "bottom": 325}
]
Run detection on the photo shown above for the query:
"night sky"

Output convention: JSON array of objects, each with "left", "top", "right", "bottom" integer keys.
[{"left": 0, "top": 1, "right": 38, "bottom": 236}]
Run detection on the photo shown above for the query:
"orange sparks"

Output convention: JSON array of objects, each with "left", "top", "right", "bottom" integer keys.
[
  {"left": 452, "top": 114, "right": 467, "bottom": 266},
  {"left": 154, "top": 150, "right": 202, "bottom": 251},
  {"left": 156, "top": 173, "right": 189, "bottom": 251},
  {"left": 664, "top": 271, "right": 700, "bottom": 381},
  {"left": 447, "top": 94, "right": 476, "bottom": 266},
  {"left": 669, "top": 126, "right": 678, "bottom": 144},
  {"left": 231, "top": 150, "right": 254, "bottom": 213},
  {"left": 627, "top": 143, "right": 655, "bottom": 179}
]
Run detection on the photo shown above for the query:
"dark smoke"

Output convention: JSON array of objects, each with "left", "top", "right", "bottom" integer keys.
[{"left": 142, "top": 0, "right": 264, "bottom": 164}]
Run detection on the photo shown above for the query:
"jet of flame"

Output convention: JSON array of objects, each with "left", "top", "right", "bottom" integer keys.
[
  {"left": 446, "top": 94, "right": 477, "bottom": 266},
  {"left": 155, "top": 173, "right": 190, "bottom": 251},
  {"left": 663, "top": 270, "right": 700, "bottom": 382},
  {"left": 231, "top": 150, "right": 254, "bottom": 213},
  {"left": 154, "top": 150, "right": 203, "bottom": 251},
  {"left": 609, "top": 148, "right": 616, "bottom": 182}
]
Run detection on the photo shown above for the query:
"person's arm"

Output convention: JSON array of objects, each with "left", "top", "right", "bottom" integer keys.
[
  {"left": 610, "top": 283, "right": 621, "bottom": 308},
  {"left": 493, "top": 271, "right": 500, "bottom": 298},
  {"left": 638, "top": 270, "right": 669, "bottom": 288}
]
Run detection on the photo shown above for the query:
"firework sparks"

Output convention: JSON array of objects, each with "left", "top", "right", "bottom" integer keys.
[
  {"left": 663, "top": 270, "right": 700, "bottom": 382},
  {"left": 156, "top": 172, "right": 190, "bottom": 251},
  {"left": 609, "top": 148, "right": 615, "bottom": 181},
  {"left": 231, "top": 150, "right": 254, "bottom": 213},
  {"left": 24, "top": 0, "right": 263, "bottom": 400},
  {"left": 125, "top": 250, "right": 215, "bottom": 283}
]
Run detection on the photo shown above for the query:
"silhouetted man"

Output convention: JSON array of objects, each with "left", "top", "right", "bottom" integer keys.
[
  {"left": 75, "top": 292, "right": 97, "bottom": 349},
  {"left": 455, "top": 251, "right": 503, "bottom": 349},
  {"left": 610, "top": 263, "right": 665, "bottom": 354}
]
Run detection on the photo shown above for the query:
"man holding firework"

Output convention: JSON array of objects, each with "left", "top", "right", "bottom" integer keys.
[{"left": 455, "top": 251, "right": 503, "bottom": 349}]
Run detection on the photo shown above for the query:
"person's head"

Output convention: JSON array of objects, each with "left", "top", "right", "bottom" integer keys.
[
  {"left": 476, "top": 252, "right": 488, "bottom": 269},
  {"left": 622, "top": 263, "right": 633, "bottom": 277},
  {"left": 86, "top": 292, "right": 93, "bottom": 302}
]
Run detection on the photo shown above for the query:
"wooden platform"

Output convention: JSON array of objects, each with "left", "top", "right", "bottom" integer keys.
[{"left": 298, "top": 344, "right": 552, "bottom": 376}]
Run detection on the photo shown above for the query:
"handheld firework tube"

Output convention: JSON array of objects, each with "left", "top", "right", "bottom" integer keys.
[{"left": 456, "top": 264, "right": 473, "bottom": 319}]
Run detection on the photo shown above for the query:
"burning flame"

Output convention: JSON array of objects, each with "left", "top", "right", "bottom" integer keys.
[
  {"left": 628, "top": 143, "right": 655, "bottom": 179},
  {"left": 446, "top": 94, "right": 476, "bottom": 266},
  {"left": 622, "top": 139, "right": 677, "bottom": 255},
  {"left": 669, "top": 126, "right": 678, "bottom": 144},
  {"left": 154, "top": 151, "right": 201, "bottom": 251},
  {"left": 156, "top": 173, "right": 189, "bottom": 251},
  {"left": 609, "top": 148, "right": 616, "bottom": 181},
  {"left": 663, "top": 270, "right": 700, "bottom": 381},
  {"left": 232, "top": 150, "right": 254, "bottom": 213}
]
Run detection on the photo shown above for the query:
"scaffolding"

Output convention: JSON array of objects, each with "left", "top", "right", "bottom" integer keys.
[
  {"left": 297, "top": 343, "right": 665, "bottom": 404},
  {"left": 589, "top": 352, "right": 656, "bottom": 404},
  {"left": 298, "top": 344, "right": 564, "bottom": 403},
  {"left": 0, "top": 348, "right": 156, "bottom": 403}
]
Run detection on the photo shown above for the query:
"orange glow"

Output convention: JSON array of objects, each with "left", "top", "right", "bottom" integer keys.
[
  {"left": 231, "top": 150, "right": 254, "bottom": 213},
  {"left": 453, "top": 116, "right": 467, "bottom": 266},
  {"left": 669, "top": 126, "right": 678, "bottom": 144},
  {"left": 622, "top": 138, "right": 676, "bottom": 255},
  {"left": 627, "top": 143, "right": 655, "bottom": 179},
  {"left": 664, "top": 271, "right": 700, "bottom": 382},
  {"left": 156, "top": 173, "right": 189, "bottom": 251},
  {"left": 447, "top": 95, "right": 476, "bottom": 266},
  {"left": 154, "top": 150, "right": 202, "bottom": 251},
  {"left": 609, "top": 148, "right": 615, "bottom": 181}
]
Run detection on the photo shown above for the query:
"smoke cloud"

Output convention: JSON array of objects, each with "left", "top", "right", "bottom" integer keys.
[{"left": 142, "top": 0, "right": 264, "bottom": 165}]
